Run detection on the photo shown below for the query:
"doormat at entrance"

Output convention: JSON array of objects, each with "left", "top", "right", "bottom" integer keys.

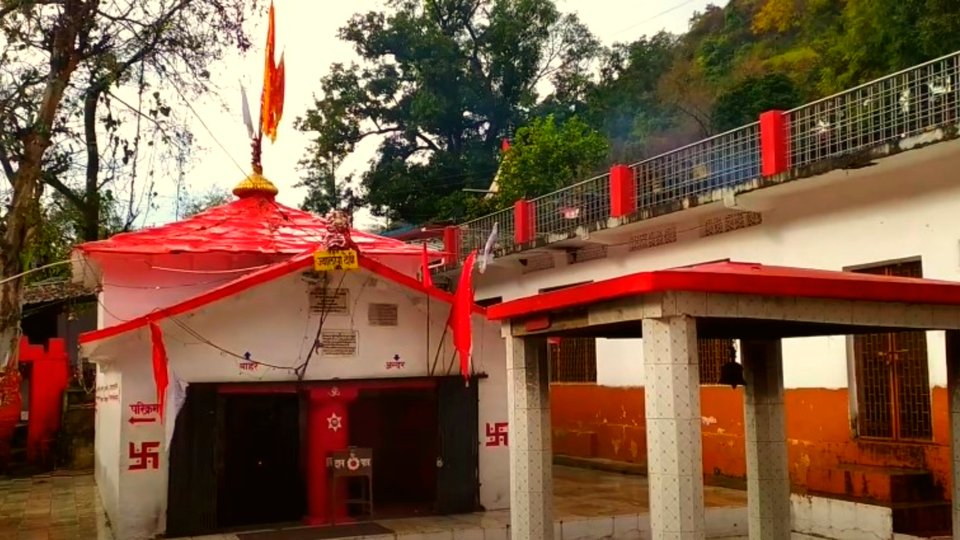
[{"left": 236, "top": 523, "right": 395, "bottom": 540}]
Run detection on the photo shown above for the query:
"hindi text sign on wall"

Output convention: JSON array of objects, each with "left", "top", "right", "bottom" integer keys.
[
  {"left": 322, "top": 329, "right": 358, "bottom": 356},
  {"left": 326, "top": 447, "right": 373, "bottom": 476},
  {"left": 310, "top": 288, "right": 349, "bottom": 315},
  {"left": 368, "top": 303, "right": 399, "bottom": 326},
  {"left": 313, "top": 249, "right": 359, "bottom": 272}
]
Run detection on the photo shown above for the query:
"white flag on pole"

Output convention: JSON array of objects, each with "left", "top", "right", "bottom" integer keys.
[
  {"left": 478, "top": 222, "right": 498, "bottom": 274},
  {"left": 164, "top": 364, "right": 188, "bottom": 451},
  {"left": 240, "top": 82, "right": 255, "bottom": 140}
]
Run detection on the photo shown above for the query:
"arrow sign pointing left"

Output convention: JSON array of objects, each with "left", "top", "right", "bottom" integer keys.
[{"left": 128, "top": 417, "right": 157, "bottom": 425}]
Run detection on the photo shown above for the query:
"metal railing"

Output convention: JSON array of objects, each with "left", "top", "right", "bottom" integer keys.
[
  {"left": 458, "top": 206, "right": 515, "bottom": 261},
  {"left": 789, "top": 52, "right": 960, "bottom": 169},
  {"left": 452, "top": 50, "right": 960, "bottom": 268},
  {"left": 531, "top": 172, "right": 611, "bottom": 244},
  {"left": 632, "top": 123, "right": 760, "bottom": 213}
]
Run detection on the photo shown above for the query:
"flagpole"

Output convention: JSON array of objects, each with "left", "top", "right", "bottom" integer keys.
[{"left": 425, "top": 242, "right": 431, "bottom": 375}]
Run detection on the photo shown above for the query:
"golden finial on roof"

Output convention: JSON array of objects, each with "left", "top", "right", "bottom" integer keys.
[{"left": 233, "top": 171, "right": 279, "bottom": 198}]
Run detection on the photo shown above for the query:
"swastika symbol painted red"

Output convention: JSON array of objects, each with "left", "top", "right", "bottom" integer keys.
[
  {"left": 128, "top": 441, "right": 160, "bottom": 470},
  {"left": 485, "top": 422, "right": 508, "bottom": 447}
]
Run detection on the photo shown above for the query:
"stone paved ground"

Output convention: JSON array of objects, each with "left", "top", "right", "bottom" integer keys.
[
  {"left": 0, "top": 467, "right": 749, "bottom": 540},
  {"left": 0, "top": 470, "right": 113, "bottom": 540}
]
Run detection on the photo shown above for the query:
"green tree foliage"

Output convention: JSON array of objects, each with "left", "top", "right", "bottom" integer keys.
[
  {"left": 181, "top": 186, "right": 233, "bottom": 218},
  {"left": 711, "top": 73, "right": 803, "bottom": 132},
  {"left": 297, "top": 153, "right": 361, "bottom": 216},
  {"left": 583, "top": 32, "right": 678, "bottom": 161},
  {"left": 22, "top": 193, "right": 128, "bottom": 284},
  {"left": 818, "top": 0, "right": 960, "bottom": 92},
  {"left": 304, "top": 0, "right": 960, "bottom": 224},
  {"left": 495, "top": 115, "right": 608, "bottom": 204},
  {"left": 297, "top": 0, "right": 597, "bottom": 224}
]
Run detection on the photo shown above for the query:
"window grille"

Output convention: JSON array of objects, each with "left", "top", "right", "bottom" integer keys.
[
  {"left": 698, "top": 338, "right": 735, "bottom": 385},
  {"left": 549, "top": 337, "right": 597, "bottom": 383}
]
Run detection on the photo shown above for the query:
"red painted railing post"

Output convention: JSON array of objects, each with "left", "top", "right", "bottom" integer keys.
[
  {"left": 442, "top": 225, "right": 461, "bottom": 264},
  {"left": 760, "top": 110, "right": 790, "bottom": 176},
  {"left": 514, "top": 199, "right": 535, "bottom": 245},
  {"left": 609, "top": 164, "right": 636, "bottom": 218}
]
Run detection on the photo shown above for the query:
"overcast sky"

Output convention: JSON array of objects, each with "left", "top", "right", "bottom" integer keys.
[{"left": 152, "top": 0, "right": 716, "bottom": 230}]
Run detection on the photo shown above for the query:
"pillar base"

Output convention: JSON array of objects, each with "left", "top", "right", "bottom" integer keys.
[{"left": 303, "top": 514, "right": 355, "bottom": 527}]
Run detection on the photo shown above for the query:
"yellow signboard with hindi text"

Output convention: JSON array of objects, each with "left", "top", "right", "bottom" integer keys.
[{"left": 313, "top": 249, "right": 359, "bottom": 272}]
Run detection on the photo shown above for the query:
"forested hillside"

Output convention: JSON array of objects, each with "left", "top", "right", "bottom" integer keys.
[{"left": 298, "top": 0, "right": 960, "bottom": 227}]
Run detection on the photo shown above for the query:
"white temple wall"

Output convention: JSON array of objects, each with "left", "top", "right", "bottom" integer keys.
[
  {"left": 87, "top": 267, "right": 508, "bottom": 537},
  {"left": 476, "top": 317, "right": 510, "bottom": 510},
  {"left": 93, "top": 366, "right": 122, "bottom": 531},
  {"left": 93, "top": 252, "right": 424, "bottom": 327},
  {"left": 152, "top": 270, "right": 461, "bottom": 382}
]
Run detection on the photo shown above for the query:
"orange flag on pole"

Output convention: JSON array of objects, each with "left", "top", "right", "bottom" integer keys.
[
  {"left": 260, "top": 0, "right": 285, "bottom": 143},
  {"left": 449, "top": 250, "right": 477, "bottom": 381},
  {"left": 149, "top": 323, "right": 169, "bottom": 421}
]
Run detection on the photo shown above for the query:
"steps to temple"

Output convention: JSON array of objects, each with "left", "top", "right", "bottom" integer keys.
[{"left": 805, "top": 464, "right": 950, "bottom": 536}]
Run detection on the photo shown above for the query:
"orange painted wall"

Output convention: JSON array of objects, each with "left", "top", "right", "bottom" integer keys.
[{"left": 551, "top": 384, "right": 954, "bottom": 498}]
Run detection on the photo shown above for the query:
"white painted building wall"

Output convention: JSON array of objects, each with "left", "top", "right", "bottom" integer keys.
[
  {"left": 86, "top": 267, "right": 507, "bottom": 540},
  {"left": 86, "top": 251, "right": 420, "bottom": 325},
  {"left": 473, "top": 140, "right": 960, "bottom": 390},
  {"left": 93, "top": 368, "right": 122, "bottom": 525}
]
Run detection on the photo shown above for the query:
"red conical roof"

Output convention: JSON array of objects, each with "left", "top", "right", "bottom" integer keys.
[{"left": 79, "top": 176, "right": 422, "bottom": 256}]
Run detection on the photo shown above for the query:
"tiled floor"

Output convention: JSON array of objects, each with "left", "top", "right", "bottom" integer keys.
[
  {"left": 0, "top": 470, "right": 113, "bottom": 540},
  {"left": 552, "top": 464, "right": 746, "bottom": 517},
  {"left": 0, "top": 466, "right": 748, "bottom": 540}
]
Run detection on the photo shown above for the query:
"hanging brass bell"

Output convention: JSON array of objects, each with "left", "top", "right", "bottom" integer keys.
[{"left": 718, "top": 361, "right": 746, "bottom": 389}]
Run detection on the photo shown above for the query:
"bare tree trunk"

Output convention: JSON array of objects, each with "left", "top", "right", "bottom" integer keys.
[
  {"left": 82, "top": 88, "right": 103, "bottom": 242},
  {"left": 0, "top": 1, "right": 88, "bottom": 372}
]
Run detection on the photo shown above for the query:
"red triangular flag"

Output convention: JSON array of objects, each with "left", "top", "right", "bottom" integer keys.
[
  {"left": 150, "top": 323, "right": 170, "bottom": 421},
  {"left": 450, "top": 250, "right": 477, "bottom": 380},
  {"left": 421, "top": 242, "right": 434, "bottom": 288}
]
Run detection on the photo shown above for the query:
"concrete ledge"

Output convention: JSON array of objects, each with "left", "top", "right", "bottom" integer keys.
[
  {"left": 792, "top": 493, "right": 892, "bottom": 540},
  {"left": 183, "top": 494, "right": 909, "bottom": 540},
  {"left": 553, "top": 454, "right": 647, "bottom": 476}
]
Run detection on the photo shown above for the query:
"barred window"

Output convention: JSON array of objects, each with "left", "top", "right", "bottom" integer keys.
[
  {"left": 698, "top": 338, "right": 735, "bottom": 385},
  {"left": 549, "top": 337, "right": 597, "bottom": 383}
]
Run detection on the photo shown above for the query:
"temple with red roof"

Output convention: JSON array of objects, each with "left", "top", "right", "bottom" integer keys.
[{"left": 75, "top": 174, "right": 508, "bottom": 539}]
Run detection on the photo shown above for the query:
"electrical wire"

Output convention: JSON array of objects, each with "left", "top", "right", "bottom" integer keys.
[
  {"left": 609, "top": 0, "right": 701, "bottom": 39},
  {"left": 168, "top": 316, "right": 299, "bottom": 372},
  {"left": 296, "top": 270, "right": 349, "bottom": 381},
  {"left": 147, "top": 263, "right": 274, "bottom": 275},
  {"left": 102, "top": 277, "right": 236, "bottom": 289},
  {"left": 0, "top": 260, "right": 74, "bottom": 286},
  {"left": 168, "top": 75, "right": 249, "bottom": 178}
]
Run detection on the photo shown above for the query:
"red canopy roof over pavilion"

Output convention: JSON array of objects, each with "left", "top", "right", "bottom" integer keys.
[
  {"left": 487, "top": 261, "right": 960, "bottom": 321},
  {"left": 78, "top": 179, "right": 427, "bottom": 257}
]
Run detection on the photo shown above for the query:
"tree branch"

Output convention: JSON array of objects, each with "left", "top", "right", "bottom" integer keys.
[{"left": 0, "top": 0, "right": 65, "bottom": 21}]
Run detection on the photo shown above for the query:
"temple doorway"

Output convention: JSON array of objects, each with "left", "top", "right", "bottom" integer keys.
[
  {"left": 217, "top": 393, "right": 304, "bottom": 528},
  {"left": 348, "top": 386, "right": 438, "bottom": 517}
]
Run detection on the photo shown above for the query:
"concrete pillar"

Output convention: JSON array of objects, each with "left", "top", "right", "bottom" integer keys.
[
  {"left": 642, "top": 316, "right": 705, "bottom": 540},
  {"left": 741, "top": 339, "right": 791, "bottom": 539},
  {"left": 506, "top": 335, "right": 552, "bottom": 540},
  {"left": 945, "top": 330, "right": 960, "bottom": 539}
]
